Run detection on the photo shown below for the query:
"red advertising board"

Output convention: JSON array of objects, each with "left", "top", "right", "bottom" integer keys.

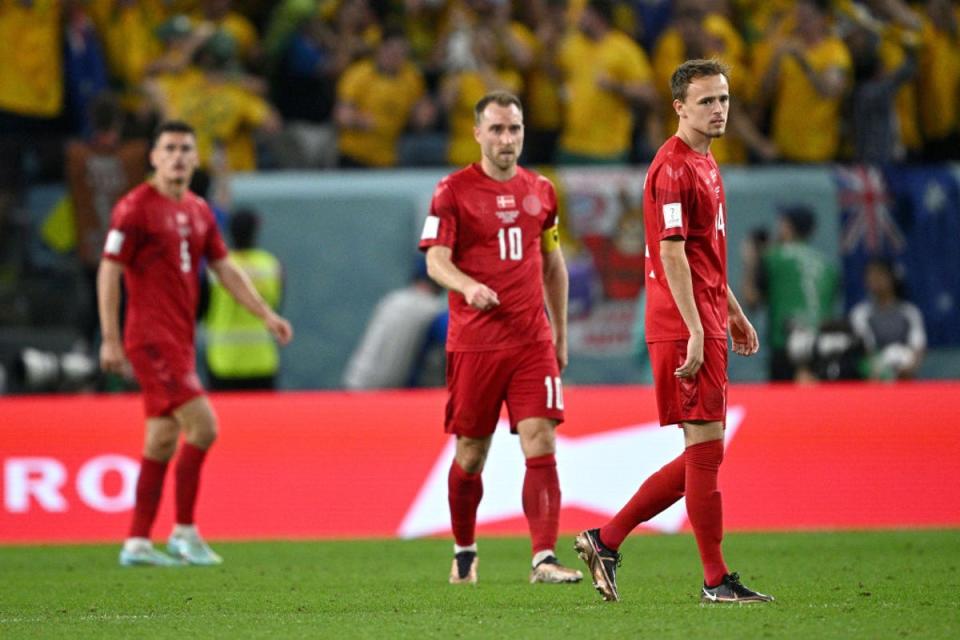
[{"left": 2, "top": 383, "right": 958, "bottom": 543}]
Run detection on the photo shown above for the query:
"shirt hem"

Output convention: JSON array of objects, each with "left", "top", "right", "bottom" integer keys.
[
  {"left": 646, "top": 333, "right": 727, "bottom": 343},
  {"left": 446, "top": 337, "right": 553, "bottom": 352}
]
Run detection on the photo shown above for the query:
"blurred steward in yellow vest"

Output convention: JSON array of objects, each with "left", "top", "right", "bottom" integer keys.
[{"left": 205, "top": 209, "right": 283, "bottom": 390}]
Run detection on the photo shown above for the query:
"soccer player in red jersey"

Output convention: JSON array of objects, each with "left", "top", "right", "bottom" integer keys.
[
  {"left": 98, "top": 121, "right": 293, "bottom": 567},
  {"left": 419, "top": 91, "right": 583, "bottom": 585},
  {"left": 575, "top": 60, "right": 774, "bottom": 603}
]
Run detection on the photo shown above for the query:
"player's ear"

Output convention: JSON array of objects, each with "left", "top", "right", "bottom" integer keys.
[{"left": 673, "top": 99, "right": 684, "bottom": 118}]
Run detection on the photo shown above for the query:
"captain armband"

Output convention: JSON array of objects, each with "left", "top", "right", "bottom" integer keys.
[{"left": 540, "top": 225, "right": 560, "bottom": 252}]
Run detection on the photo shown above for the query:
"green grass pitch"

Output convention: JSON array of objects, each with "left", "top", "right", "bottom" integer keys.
[{"left": 2, "top": 530, "right": 958, "bottom": 639}]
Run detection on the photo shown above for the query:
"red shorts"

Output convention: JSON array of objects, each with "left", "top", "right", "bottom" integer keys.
[
  {"left": 445, "top": 340, "right": 564, "bottom": 437},
  {"left": 127, "top": 343, "right": 205, "bottom": 418},
  {"left": 648, "top": 338, "right": 727, "bottom": 426}
]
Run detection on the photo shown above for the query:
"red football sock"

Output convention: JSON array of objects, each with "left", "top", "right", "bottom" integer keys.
[
  {"left": 448, "top": 460, "right": 483, "bottom": 547},
  {"left": 685, "top": 439, "right": 728, "bottom": 586},
  {"left": 175, "top": 442, "right": 209, "bottom": 525},
  {"left": 128, "top": 457, "right": 169, "bottom": 538},
  {"left": 523, "top": 454, "right": 561, "bottom": 554},
  {"left": 599, "top": 451, "right": 686, "bottom": 551}
]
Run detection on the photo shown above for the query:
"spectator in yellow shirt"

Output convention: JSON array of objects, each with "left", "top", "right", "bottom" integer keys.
[
  {"left": 335, "top": 29, "right": 436, "bottom": 168},
  {"left": 90, "top": 0, "right": 166, "bottom": 96},
  {"left": 439, "top": 0, "right": 535, "bottom": 78},
  {"left": 332, "top": 0, "right": 383, "bottom": 72},
  {"left": 0, "top": 0, "right": 62, "bottom": 122},
  {"left": 0, "top": 0, "right": 64, "bottom": 232},
  {"left": 440, "top": 25, "right": 523, "bottom": 167},
  {"left": 193, "top": 0, "right": 263, "bottom": 69},
  {"left": 556, "top": 0, "right": 658, "bottom": 164},
  {"left": 652, "top": 3, "right": 777, "bottom": 164},
  {"left": 523, "top": 0, "right": 569, "bottom": 165},
  {"left": 916, "top": 0, "right": 960, "bottom": 161},
  {"left": 145, "top": 31, "right": 281, "bottom": 171},
  {"left": 756, "top": 0, "right": 852, "bottom": 163}
]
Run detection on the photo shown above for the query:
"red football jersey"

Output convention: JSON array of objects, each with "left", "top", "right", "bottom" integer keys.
[
  {"left": 643, "top": 136, "right": 728, "bottom": 342},
  {"left": 419, "top": 164, "right": 557, "bottom": 351},
  {"left": 102, "top": 183, "right": 228, "bottom": 350}
]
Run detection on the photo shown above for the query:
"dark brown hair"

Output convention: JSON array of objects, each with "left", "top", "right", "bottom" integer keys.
[
  {"left": 152, "top": 120, "right": 195, "bottom": 148},
  {"left": 670, "top": 59, "right": 731, "bottom": 102},
  {"left": 474, "top": 91, "right": 523, "bottom": 124}
]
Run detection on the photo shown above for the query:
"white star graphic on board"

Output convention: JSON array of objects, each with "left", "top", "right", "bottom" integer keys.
[{"left": 397, "top": 406, "right": 745, "bottom": 538}]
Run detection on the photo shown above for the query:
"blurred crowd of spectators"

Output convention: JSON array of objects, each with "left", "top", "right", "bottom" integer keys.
[
  {"left": 1, "top": 0, "right": 957, "bottom": 183},
  {"left": 0, "top": 0, "right": 956, "bottom": 391}
]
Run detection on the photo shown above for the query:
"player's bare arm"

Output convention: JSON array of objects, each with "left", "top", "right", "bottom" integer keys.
[
  {"left": 541, "top": 235, "right": 569, "bottom": 371},
  {"left": 96, "top": 258, "right": 131, "bottom": 376},
  {"left": 425, "top": 245, "right": 500, "bottom": 311},
  {"left": 209, "top": 258, "right": 294, "bottom": 345},
  {"left": 660, "top": 237, "right": 704, "bottom": 378},
  {"left": 727, "top": 287, "right": 759, "bottom": 356}
]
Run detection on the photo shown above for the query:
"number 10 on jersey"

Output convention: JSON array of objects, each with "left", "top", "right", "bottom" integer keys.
[{"left": 498, "top": 227, "right": 522, "bottom": 261}]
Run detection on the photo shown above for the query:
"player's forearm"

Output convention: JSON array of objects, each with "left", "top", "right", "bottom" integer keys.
[
  {"left": 425, "top": 247, "right": 477, "bottom": 297},
  {"left": 661, "top": 245, "right": 703, "bottom": 336},
  {"left": 542, "top": 250, "right": 569, "bottom": 341},
  {"left": 97, "top": 260, "right": 123, "bottom": 342},
  {"left": 214, "top": 260, "right": 273, "bottom": 320},
  {"left": 727, "top": 286, "right": 745, "bottom": 317}
]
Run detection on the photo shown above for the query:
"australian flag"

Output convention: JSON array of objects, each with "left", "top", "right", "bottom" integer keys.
[{"left": 836, "top": 165, "right": 960, "bottom": 347}]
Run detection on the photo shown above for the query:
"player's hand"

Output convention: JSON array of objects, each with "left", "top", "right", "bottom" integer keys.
[
  {"left": 463, "top": 282, "right": 499, "bottom": 311},
  {"left": 675, "top": 332, "right": 704, "bottom": 378},
  {"left": 99, "top": 339, "right": 132, "bottom": 378},
  {"left": 266, "top": 313, "right": 294, "bottom": 346},
  {"left": 729, "top": 311, "right": 759, "bottom": 356}
]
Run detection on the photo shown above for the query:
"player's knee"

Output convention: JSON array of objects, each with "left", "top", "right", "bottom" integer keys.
[
  {"left": 191, "top": 418, "right": 218, "bottom": 449},
  {"left": 455, "top": 448, "right": 486, "bottom": 473},
  {"left": 518, "top": 419, "right": 556, "bottom": 457},
  {"left": 176, "top": 398, "right": 219, "bottom": 448},
  {"left": 144, "top": 428, "right": 179, "bottom": 460},
  {"left": 455, "top": 439, "right": 489, "bottom": 473}
]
